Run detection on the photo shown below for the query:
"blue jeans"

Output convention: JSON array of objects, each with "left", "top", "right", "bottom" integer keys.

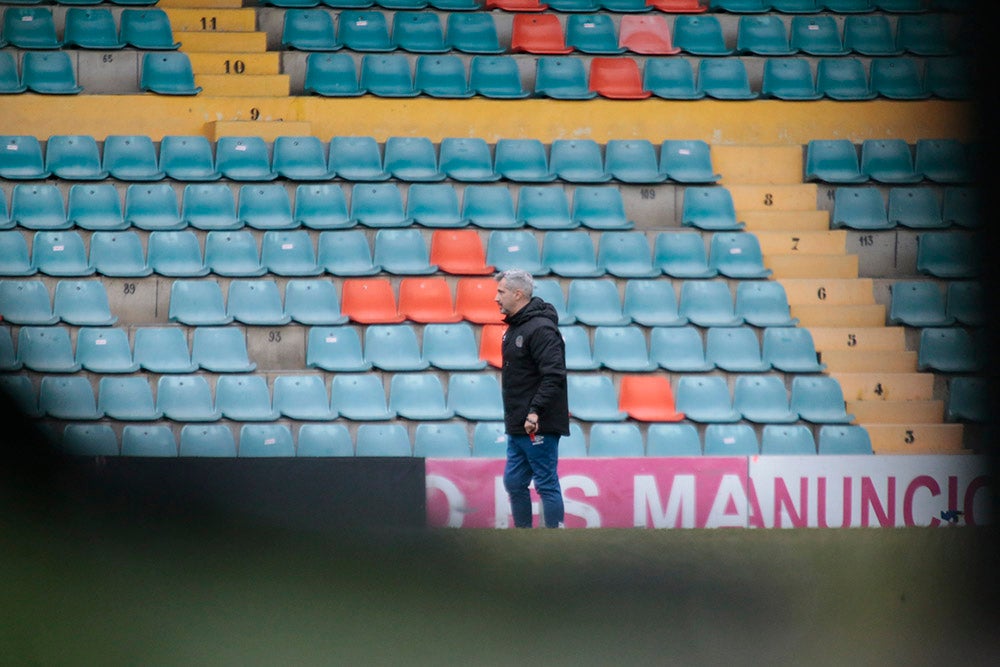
[{"left": 503, "top": 434, "right": 564, "bottom": 528}]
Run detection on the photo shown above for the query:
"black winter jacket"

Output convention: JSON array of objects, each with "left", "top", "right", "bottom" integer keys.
[{"left": 500, "top": 296, "right": 570, "bottom": 436}]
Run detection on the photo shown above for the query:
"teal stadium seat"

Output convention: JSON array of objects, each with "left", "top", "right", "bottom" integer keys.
[
  {"left": 4, "top": 7, "right": 61, "bottom": 49},
  {"left": 566, "top": 279, "right": 628, "bottom": 326},
  {"left": 660, "top": 139, "right": 720, "bottom": 183},
  {"left": 895, "top": 13, "right": 955, "bottom": 56},
  {"left": 945, "top": 280, "right": 984, "bottom": 326},
  {"left": 121, "top": 425, "right": 178, "bottom": 457},
  {"left": 494, "top": 138, "right": 556, "bottom": 182},
  {"left": 360, "top": 55, "right": 419, "bottom": 97},
  {"left": 90, "top": 231, "right": 153, "bottom": 277},
  {"left": 216, "top": 375, "right": 278, "bottom": 421},
  {"left": 805, "top": 139, "right": 866, "bottom": 183},
  {"left": 373, "top": 228, "right": 436, "bottom": 274},
  {"left": 790, "top": 16, "right": 847, "bottom": 55},
  {"left": 708, "top": 232, "right": 772, "bottom": 278},
  {"left": 0, "top": 279, "right": 58, "bottom": 325},
  {"left": 364, "top": 324, "right": 429, "bottom": 371},
  {"left": 734, "top": 375, "right": 798, "bottom": 423},
  {"left": 285, "top": 279, "right": 349, "bottom": 325},
  {"left": 762, "top": 58, "right": 823, "bottom": 99},
  {"left": 588, "top": 424, "right": 645, "bottom": 457},
  {"left": 832, "top": 187, "right": 890, "bottom": 230},
  {"left": 533, "top": 279, "right": 573, "bottom": 324},
  {"left": 98, "top": 376, "right": 162, "bottom": 421},
  {"left": 859, "top": 138, "right": 921, "bottom": 183},
  {"left": 63, "top": 8, "right": 126, "bottom": 49},
  {"left": 204, "top": 230, "right": 266, "bottom": 276},
  {"left": 676, "top": 376, "right": 741, "bottom": 423},
  {"left": 32, "top": 231, "right": 95, "bottom": 277},
  {"left": 623, "top": 279, "right": 687, "bottom": 327},
  {"left": 45, "top": 135, "right": 106, "bottom": 180},
  {"left": 338, "top": 11, "right": 393, "bottom": 51},
  {"left": 946, "top": 376, "right": 990, "bottom": 423},
  {"left": 333, "top": 374, "right": 394, "bottom": 420},
  {"left": 317, "top": 230, "right": 380, "bottom": 275},
  {"left": 226, "top": 279, "right": 292, "bottom": 326},
  {"left": 706, "top": 326, "right": 768, "bottom": 372},
  {"left": 423, "top": 322, "right": 487, "bottom": 370},
  {"left": 260, "top": 229, "right": 320, "bottom": 276},
  {"left": 605, "top": 139, "right": 664, "bottom": 184},
  {"left": 67, "top": 184, "right": 127, "bottom": 231},
  {"left": 672, "top": 15, "right": 733, "bottom": 55},
  {"left": 704, "top": 424, "right": 759, "bottom": 455},
  {"left": 916, "top": 232, "right": 981, "bottom": 278},
  {"left": 565, "top": 14, "right": 625, "bottom": 54},
  {"left": 923, "top": 57, "right": 973, "bottom": 100},
  {"left": 351, "top": 183, "right": 411, "bottom": 227},
  {"left": 643, "top": 58, "right": 705, "bottom": 100},
  {"left": 843, "top": 15, "right": 901, "bottom": 56},
  {"left": 561, "top": 325, "right": 599, "bottom": 370},
  {"left": 535, "top": 57, "right": 596, "bottom": 100},
  {"left": 888, "top": 187, "right": 945, "bottom": 229},
  {"left": 463, "top": 186, "right": 518, "bottom": 229},
  {"left": 61, "top": 424, "right": 119, "bottom": 457},
  {"left": 679, "top": 279, "right": 743, "bottom": 327},
  {"left": 238, "top": 184, "right": 295, "bottom": 230},
  {"left": 597, "top": 232, "right": 659, "bottom": 278},
  {"left": 272, "top": 375, "right": 336, "bottom": 420},
  {"left": 681, "top": 187, "right": 744, "bottom": 230},
  {"left": 566, "top": 374, "right": 627, "bottom": 421},
  {"left": 168, "top": 280, "right": 234, "bottom": 326},
  {"left": 0, "top": 52, "right": 27, "bottom": 94},
  {"left": 697, "top": 59, "right": 758, "bottom": 99},
  {"left": 328, "top": 135, "right": 389, "bottom": 180},
  {"left": 446, "top": 13, "right": 505, "bottom": 54},
  {"left": 39, "top": 375, "right": 102, "bottom": 420},
  {"left": 0, "top": 375, "right": 41, "bottom": 418},
  {"left": 416, "top": 55, "right": 474, "bottom": 98},
  {"left": 447, "top": 373, "right": 504, "bottom": 420},
  {"left": 646, "top": 423, "right": 702, "bottom": 456},
  {"left": 736, "top": 15, "right": 795, "bottom": 55},
  {"left": 518, "top": 186, "right": 575, "bottom": 230},
  {"left": 304, "top": 53, "right": 364, "bottom": 96},
  {"left": 179, "top": 424, "right": 237, "bottom": 457},
  {"left": 102, "top": 134, "right": 164, "bottom": 181},
  {"left": 272, "top": 135, "right": 333, "bottom": 180},
  {"left": 573, "top": 187, "right": 634, "bottom": 230},
  {"left": 389, "top": 372, "right": 454, "bottom": 420},
  {"left": 384, "top": 136, "right": 443, "bottom": 181},
  {"left": 0, "top": 135, "right": 48, "bottom": 180},
  {"left": 356, "top": 424, "right": 411, "bottom": 457},
  {"left": 125, "top": 184, "right": 183, "bottom": 230},
  {"left": 141, "top": 53, "right": 202, "bottom": 95},
  {"left": 823, "top": 0, "right": 874, "bottom": 10},
  {"left": 870, "top": 57, "right": 930, "bottom": 100},
  {"left": 790, "top": 375, "right": 854, "bottom": 424},
  {"left": 191, "top": 326, "right": 256, "bottom": 372},
  {"left": 215, "top": 136, "right": 275, "bottom": 181},
  {"left": 16, "top": 326, "right": 81, "bottom": 373},
  {"left": 760, "top": 424, "right": 817, "bottom": 455},
  {"left": 914, "top": 138, "right": 972, "bottom": 184},
  {"left": 121, "top": 9, "right": 180, "bottom": 49},
  {"left": 735, "top": 281, "right": 798, "bottom": 327},
  {"left": 438, "top": 138, "right": 498, "bottom": 182},
  {"left": 159, "top": 135, "right": 220, "bottom": 181},
  {"left": 306, "top": 325, "right": 372, "bottom": 372},
  {"left": 472, "top": 422, "right": 507, "bottom": 457},
  {"left": 392, "top": 12, "right": 447, "bottom": 53},
  {"left": 469, "top": 56, "right": 529, "bottom": 99},
  {"left": 542, "top": 231, "right": 602, "bottom": 277},
  {"left": 762, "top": 326, "right": 825, "bottom": 372},
  {"left": 297, "top": 423, "right": 354, "bottom": 457},
  {"left": 148, "top": 230, "right": 209, "bottom": 277},
  {"left": 295, "top": 184, "right": 353, "bottom": 228},
  {"left": 817, "top": 425, "right": 872, "bottom": 455},
  {"left": 593, "top": 326, "right": 656, "bottom": 371},
  {"left": 413, "top": 423, "right": 471, "bottom": 458},
  {"left": 133, "top": 327, "right": 198, "bottom": 373},
  {"left": 816, "top": 58, "right": 876, "bottom": 100},
  {"left": 917, "top": 327, "right": 983, "bottom": 373},
  {"left": 156, "top": 375, "right": 222, "bottom": 421},
  {"left": 653, "top": 231, "right": 717, "bottom": 278},
  {"left": 238, "top": 424, "right": 295, "bottom": 457},
  {"left": 282, "top": 9, "right": 340, "bottom": 50},
  {"left": 7, "top": 187, "right": 64, "bottom": 232},
  {"left": 0, "top": 231, "right": 34, "bottom": 276},
  {"left": 710, "top": 0, "right": 769, "bottom": 11}
]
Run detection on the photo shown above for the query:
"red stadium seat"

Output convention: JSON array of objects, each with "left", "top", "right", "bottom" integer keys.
[
  {"left": 589, "top": 58, "right": 651, "bottom": 99},
  {"left": 397, "top": 276, "right": 461, "bottom": 323},
  {"left": 619, "top": 15, "right": 681, "bottom": 55},
  {"left": 455, "top": 277, "right": 506, "bottom": 324},
  {"left": 618, "top": 375, "right": 685, "bottom": 422},
  {"left": 647, "top": 0, "right": 706, "bottom": 12},
  {"left": 340, "top": 278, "right": 405, "bottom": 323},
  {"left": 478, "top": 323, "right": 506, "bottom": 368},
  {"left": 486, "top": 0, "right": 548, "bottom": 10},
  {"left": 511, "top": 15, "right": 573, "bottom": 54},
  {"left": 429, "top": 229, "right": 494, "bottom": 275}
]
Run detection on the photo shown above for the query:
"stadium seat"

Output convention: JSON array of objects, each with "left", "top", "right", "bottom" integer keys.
[
  {"left": 889, "top": 187, "right": 945, "bottom": 229},
  {"left": 941, "top": 187, "right": 978, "bottom": 229},
  {"left": 678, "top": 280, "right": 742, "bottom": 327},
  {"left": 316, "top": 230, "right": 380, "bottom": 276},
  {"left": 673, "top": 15, "right": 732, "bottom": 55},
  {"left": 0, "top": 327, "right": 21, "bottom": 372},
  {"left": 204, "top": 230, "right": 266, "bottom": 277},
  {"left": 4, "top": 8, "right": 61, "bottom": 49},
  {"left": 326, "top": 136, "right": 387, "bottom": 181},
  {"left": 805, "top": 139, "right": 866, "bottom": 183},
  {"left": 407, "top": 184, "right": 465, "bottom": 228},
  {"left": 561, "top": 326, "right": 599, "bottom": 370},
  {"left": 485, "top": 0, "right": 547, "bottom": 7},
  {"left": 572, "top": 187, "right": 634, "bottom": 230},
  {"left": 469, "top": 56, "right": 529, "bottom": 98},
  {"left": 922, "top": 56, "right": 973, "bottom": 101},
  {"left": 914, "top": 139, "right": 972, "bottom": 184},
  {"left": 304, "top": 53, "right": 364, "bottom": 96},
  {"left": 454, "top": 277, "right": 506, "bottom": 324},
  {"left": 121, "top": 425, "right": 178, "bottom": 457},
  {"left": 546, "top": 0, "right": 598, "bottom": 11},
  {"left": 710, "top": 0, "right": 769, "bottom": 11},
  {"left": 124, "top": 184, "right": 183, "bottom": 231},
  {"left": 593, "top": 326, "right": 656, "bottom": 372},
  {"left": 22, "top": 51, "right": 82, "bottom": 94},
  {"left": 338, "top": 11, "right": 393, "bottom": 51},
  {"left": 916, "top": 232, "right": 981, "bottom": 278},
  {"left": 437, "top": 138, "right": 498, "bottom": 182},
  {"left": 281, "top": 9, "right": 340, "bottom": 50},
  {"left": 216, "top": 375, "right": 278, "bottom": 421},
  {"left": 392, "top": 12, "right": 447, "bottom": 53},
  {"left": 226, "top": 279, "right": 291, "bottom": 326},
  {"left": 0, "top": 374, "right": 41, "bottom": 418},
  {"left": 704, "top": 423, "right": 759, "bottom": 456},
  {"left": 605, "top": 140, "right": 664, "bottom": 184},
  {"left": 597, "top": 232, "right": 659, "bottom": 278},
  {"left": 647, "top": 423, "right": 702, "bottom": 456},
  {"left": 17, "top": 325, "right": 80, "bottom": 373},
  {"left": 698, "top": 58, "right": 758, "bottom": 99},
  {"left": 415, "top": 55, "right": 474, "bottom": 98},
  {"left": 790, "top": 16, "right": 847, "bottom": 55},
  {"left": 272, "top": 136, "right": 332, "bottom": 181},
  {"left": 168, "top": 280, "right": 233, "bottom": 326},
  {"left": 620, "top": 15, "right": 680, "bottom": 55},
  {"left": 618, "top": 374, "right": 684, "bottom": 422},
  {"left": 360, "top": 54, "right": 419, "bottom": 97},
  {"left": 734, "top": 374, "right": 798, "bottom": 424},
  {"left": 816, "top": 57, "right": 876, "bottom": 100},
  {"left": 0, "top": 135, "right": 47, "bottom": 180},
  {"left": 39, "top": 375, "right": 102, "bottom": 420},
  {"left": 147, "top": 231, "right": 209, "bottom": 277},
  {"left": 535, "top": 57, "right": 596, "bottom": 100},
  {"left": 191, "top": 327, "right": 256, "bottom": 373},
  {"left": 653, "top": 231, "right": 717, "bottom": 278},
  {"left": 589, "top": 57, "right": 651, "bottom": 99},
  {"left": 660, "top": 139, "right": 720, "bottom": 184},
  {"left": 423, "top": 322, "right": 487, "bottom": 370},
  {"left": 566, "top": 279, "right": 628, "bottom": 326},
  {"left": 90, "top": 231, "right": 152, "bottom": 278},
  {"left": 567, "top": 374, "right": 627, "bottom": 421},
  {"left": 737, "top": 15, "right": 795, "bottom": 55},
  {"left": 215, "top": 137, "right": 276, "bottom": 181},
  {"left": 356, "top": 424, "right": 411, "bottom": 456},
  {"left": 98, "top": 376, "right": 162, "bottom": 421},
  {"left": 790, "top": 375, "right": 854, "bottom": 424},
  {"left": 588, "top": 423, "right": 645, "bottom": 457},
  {"left": 643, "top": 58, "right": 704, "bottom": 100},
  {"left": 478, "top": 324, "right": 506, "bottom": 368},
  {"left": 859, "top": 138, "right": 920, "bottom": 183},
  {"left": 158, "top": 135, "right": 220, "bottom": 181},
  {"left": 364, "top": 324, "right": 429, "bottom": 371},
  {"left": 121, "top": 9, "right": 179, "bottom": 49},
  {"left": 238, "top": 185, "right": 295, "bottom": 231},
  {"left": 623, "top": 279, "right": 687, "bottom": 327},
  {"left": 708, "top": 232, "right": 772, "bottom": 278},
  {"left": 44, "top": 135, "right": 105, "bottom": 180},
  {"left": 397, "top": 276, "right": 461, "bottom": 323},
  {"left": 140, "top": 52, "right": 202, "bottom": 95},
  {"left": 340, "top": 278, "right": 405, "bottom": 323},
  {"left": 31, "top": 231, "right": 93, "bottom": 277},
  {"left": 871, "top": 57, "right": 930, "bottom": 100},
  {"left": 566, "top": 14, "right": 625, "bottom": 54},
  {"left": 102, "top": 134, "right": 164, "bottom": 181},
  {"left": 470, "top": 421, "right": 506, "bottom": 457},
  {"left": 61, "top": 424, "right": 119, "bottom": 457},
  {"left": 735, "top": 281, "right": 798, "bottom": 327},
  {"left": 463, "top": 186, "right": 518, "bottom": 229},
  {"left": 945, "top": 280, "right": 984, "bottom": 327},
  {"left": 179, "top": 424, "right": 237, "bottom": 457},
  {"left": 895, "top": 13, "right": 955, "bottom": 56},
  {"left": 261, "top": 230, "right": 323, "bottom": 277},
  {"left": 156, "top": 375, "right": 222, "bottom": 422},
  {"left": 676, "top": 376, "right": 740, "bottom": 424},
  {"left": 917, "top": 327, "right": 983, "bottom": 373},
  {"left": 0, "top": 52, "right": 27, "bottom": 95},
  {"left": 447, "top": 373, "right": 504, "bottom": 420},
  {"left": 831, "top": 187, "right": 891, "bottom": 230},
  {"left": 373, "top": 228, "right": 437, "bottom": 275},
  {"left": 946, "top": 376, "right": 989, "bottom": 423},
  {"left": 0, "top": 232, "right": 34, "bottom": 276},
  {"left": 760, "top": 424, "right": 817, "bottom": 455},
  {"left": 133, "top": 327, "right": 197, "bottom": 373},
  {"left": 446, "top": 13, "right": 504, "bottom": 54},
  {"left": 413, "top": 423, "right": 471, "bottom": 458},
  {"left": 77, "top": 327, "right": 139, "bottom": 373},
  {"left": 681, "top": 187, "right": 744, "bottom": 230},
  {"left": 285, "top": 280, "right": 348, "bottom": 326},
  {"left": 517, "top": 187, "right": 576, "bottom": 230},
  {"left": 390, "top": 372, "right": 454, "bottom": 420},
  {"left": 297, "top": 423, "right": 354, "bottom": 457},
  {"left": 182, "top": 184, "right": 240, "bottom": 231},
  {"left": 385, "top": 136, "right": 443, "bottom": 181},
  {"left": 817, "top": 425, "right": 872, "bottom": 455},
  {"left": 824, "top": 0, "right": 875, "bottom": 10},
  {"left": 762, "top": 326, "right": 825, "bottom": 372},
  {"left": 295, "top": 184, "right": 353, "bottom": 229},
  {"left": 53, "top": 279, "right": 116, "bottom": 326},
  {"left": 843, "top": 14, "right": 901, "bottom": 56},
  {"left": 706, "top": 326, "right": 769, "bottom": 372},
  {"left": 511, "top": 14, "right": 573, "bottom": 54},
  {"left": 0, "top": 279, "right": 57, "bottom": 325},
  {"left": 238, "top": 424, "right": 295, "bottom": 458},
  {"left": 494, "top": 139, "right": 556, "bottom": 182},
  {"left": 306, "top": 325, "right": 371, "bottom": 371},
  {"left": 542, "top": 231, "right": 602, "bottom": 277},
  {"left": 272, "top": 375, "right": 336, "bottom": 420},
  {"left": 66, "top": 184, "right": 127, "bottom": 231},
  {"left": 350, "top": 183, "right": 411, "bottom": 227},
  {"left": 534, "top": 279, "right": 573, "bottom": 324},
  {"left": 430, "top": 229, "right": 493, "bottom": 275}
]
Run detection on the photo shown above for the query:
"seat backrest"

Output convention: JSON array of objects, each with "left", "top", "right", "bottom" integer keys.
[
  {"left": 870, "top": 57, "right": 929, "bottom": 99},
  {"left": 294, "top": 183, "right": 352, "bottom": 229},
  {"left": 147, "top": 230, "right": 208, "bottom": 277},
  {"left": 226, "top": 279, "right": 291, "bottom": 325},
  {"left": 372, "top": 228, "right": 435, "bottom": 275},
  {"left": 238, "top": 184, "right": 294, "bottom": 230},
  {"left": 90, "top": 231, "right": 152, "bottom": 277},
  {"left": 62, "top": 424, "right": 120, "bottom": 457},
  {"left": 216, "top": 375, "right": 277, "bottom": 421},
  {"left": 762, "top": 326, "right": 826, "bottom": 372},
  {"left": 675, "top": 375, "right": 740, "bottom": 423},
  {"left": 735, "top": 280, "right": 797, "bottom": 327},
  {"left": 572, "top": 186, "right": 634, "bottom": 229},
  {"left": 54, "top": 279, "right": 117, "bottom": 326},
  {"left": 831, "top": 186, "right": 891, "bottom": 230},
  {"left": 617, "top": 374, "right": 684, "bottom": 422},
  {"left": 204, "top": 230, "right": 265, "bottom": 277},
  {"left": 469, "top": 56, "right": 529, "bottom": 99},
  {"left": 168, "top": 279, "right": 233, "bottom": 326},
  {"left": 182, "top": 184, "right": 240, "bottom": 231},
  {"left": 140, "top": 52, "right": 202, "bottom": 95},
  {"left": 703, "top": 423, "right": 759, "bottom": 455},
  {"left": 737, "top": 14, "right": 794, "bottom": 55},
  {"left": 341, "top": 277, "right": 405, "bottom": 323},
  {"left": 360, "top": 54, "right": 419, "bottom": 97},
  {"left": 598, "top": 232, "right": 657, "bottom": 278},
  {"left": 156, "top": 374, "right": 220, "bottom": 422},
  {"left": 565, "top": 14, "right": 624, "bottom": 54},
  {"left": 678, "top": 279, "right": 741, "bottom": 327},
  {"left": 364, "top": 324, "right": 428, "bottom": 371},
  {"left": 413, "top": 423, "right": 471, "bottom": 458},
  {"left": 272, "top": 374, "right": 336, "bottom": 420},
  {"left": 306, "top": 325, "right": 371, "bottom": 371},
  {"left": 511, "top": 14, "right": 573, "bottom": 55},
  {"left": 733, "top": 374, "right": 797, "bottom": 424},
  {"left": 121, "top": 425, "right": 178, "bottom": 457},
  {"left": 706, "top": 326, "right": 768, "bottom": 372},
  {"left": 406, "top": 183, "right": 464, "bottom": 228},
  {"left": 761, "top": 424, "right": 817, "bottom": 455},
  {"left": 859, "top": 138, "right": 919, "bottom": 183},
  {"left": 121, "top": 9, "right": 179, "bottom": 49},
  {"left": 67, "top": 184, "right": 126, "bottom": 231},
  {"left": 337, "top": 10, "right": 392, "bottom": 51},
  {"left": 125, "top": 183, "right": 183, "bottom": 231},
  {"left": 535, "top": 56, "right": 595, "bottom": 100},
  {"left": 672, "top": 14, "right": 732, "bottom": 55},
  {"left": 261, "top": 229, "right": 322, "bottom": 277},
  {"left": 642, "top": 58, "right": 703, "bottom": 100},
  {"left": 179, "top": 424, "right": 237, "bottom": 457},
  {"left": 518, "top": 186, "right": 575, "bottom": 229},
  {"left": 589, "top": 423, "right": 645, "bottom": 457},
  {"left": 297, "top": 423, "right": 354, "bottom": 457},
  {"left": 446, "top": 13, "right": 503, "bottom": 54},
  {"left": 0, "top": 231, "right": 34, "bottom": 277},
  {"left": 39, "top": 375, "right": 102, "bottom": 420},
  {"left": 238, "top": 424, "right": 295, "bottom": 457},
  {"left": 566, "top": 374, "right": 627, "bottom": 421},
  {"left": 0, "top": 52, "right": 27, "bottom": 95},
  {"left": 566, "top": 278, "right": 628, "bottom": 326},
  {"left": 392, "top": 12, "right": 446, "bottom": 53},
  {"left": 328, "top": 135, "right": 388, "bottom": 181},
  {"left": 422, "top": 322, "right": 486, "bottom": 370},
  {"left": 389, "top": 372, "right": 454, "bottom": 420},
  {"left": 620, "top": 15, "right": 680, "bottom": 56},
  {"left": 790, "top": 15, "right": 846, "bottom": 55},
  {"left": 681, "top": 186, "right": 743, "bottom": 230},
  {"left": 350, "top": 183, "right": 410, "bottom": 227},
  {"left": 159, "top": 135, "right": 219, "bottom": 181},
  {"left": 805, "top": 139, "right": 865, "bottom": 183},
  {"left": 281, "top": 9, "right": 338, "bottom": 50},
  {"left": 32, "top": 230, "right": 94, "bottom": 277},
  {"left": 593, "top": 326, "right": 655, "bottom": 372},
  {"left": 454, "top": 277, "right": 506, "bottom": 324},
  {"left": 134, "top": 327, "right": 197, "bottom": 373},
  {"left": 816, "top": 57, "right": 875, "bottom": 100},
  {"left": 446, "top": 373, "right": 504, "bottom": 420},
  {"left": 4, "top": 7, "right": 61, "bottom": 49},
  {"left": 272, "top": 135, "right": 330, "bottom": 181},
  {"left": 317, "top": 229, "right": 379, "bottom": 275},
  {"left": 817, "top": 425, "right": 873, "bottom": 454},
  {"left": 305, "top": 53, "right": 363, "bottom": 96},
  {"left": 605, "top": 139, "right": 663, "bottom": 184},
  {"left": 647, "top": 423, "right": 702, "bottom": 456},
  {"left": 45, "top": 135, "right": 105, "bottom": 181},
  {"left": 356, "top": 424, "right": 411, "bottom": 456},
  {"left": 191, "top": 326, "right": 256, "bottom": 372},
  {"left": 17, "top": 325, "right": 80, "bottom": 373},
  {"left": 98, "top": 376, "right": 161, "bottom": 420},
  {"left": 102, "top": 135, "right": 164, "bottom": 181},
  {"left": 0, "top": 135, "right": 49, "bottom": 180},
  {"left": 541, "top": 231, "right": 601, "bottom": 277},
  {"left": 215, "top": 136, "right": 275, "bottom": 181},
  {"left": 698, "top": 58, "right": 757, "bottom": 99},
  {"left": 708, "top": 231, "right": 772, "bottom": 278},
  {"left": 790, "top": 375, "right": 854, "bottom": 423}
]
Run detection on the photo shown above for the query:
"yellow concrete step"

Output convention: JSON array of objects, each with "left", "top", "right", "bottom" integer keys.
[
  {"left": 849, "top": 399, "right": 944, "bottom": 423},
  {"left": 713, "top": 145, "right": 803, "bottom": 185},
  {"left": 739, "top": 210, "right": 830, "bottom": 231},
  {"left": 164, "top": 8, "right": 257, "bottom": 32},
  {"left": 810, "top": 326, "right": 907, "bottom": 352},
  {"left": 186, "top": 53, "right": 282, "bottom": 76},
  {"left": 791, "top": 304, "right": 886, "bottom": 327},
  {"left": 177, "top": 32, "right": 268, "bottom": 52},
  {"left": 866, "top": 423, "right": 967, "bottom": 454},
  {"left": 727, "top": 184, "right": 818, "bottom": 212},
  {"left": 832, "top": 372, "right": 935, "bottom": 402},
  {"left": 211, "top": 120, "right": 312, "bottom": 141},
  {"left": 765, "top": 254, "right": 858, "bottom": 279},
  {"left": 754, "top": 230, "right": 847, "bottom": 255},
  {"left": 195, "top": 74, "right": 290, "bottom": 96},
  {"left": 821, "top": 349, "right": 918, "bottom": 372},
  {"left": 160, "top": 0, "right": 245, "bottom": 7},
  {"left": 782, "top": 278, "right": 875, "bottom": 305}
]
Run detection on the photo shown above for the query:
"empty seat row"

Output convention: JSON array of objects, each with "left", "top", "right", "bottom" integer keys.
[
  {"left": 887, "top": 279, "right": 983, "bottom": 327},
  {"left": 492, "top": 0, "right": 963, "bottom": 13},
  {"left": 806, "top": 138, "right": 977, "bottom": 184},
  {"left": 831, "top": 186, "right": 976, "bottom": 231},
  {"left": 54, "top": 420, "right": 877, "bottom": 459},
  {"left": 304, "top": 52, "right": 971, "bottom": 100},
  {"left": 266, "top": 0, "right": 705, "bottom": 13},
  {"left": 1, "top": 7, "right": 174, "bottom": 51},
  {"left": 0, "top": 51, "right": 199, "bottom": 95},
  {"left": 0, "top": 134, "right": 719, "bottom": 184},
  {"left": 0, "top": 279, "right": 115, "bottom": 326}
]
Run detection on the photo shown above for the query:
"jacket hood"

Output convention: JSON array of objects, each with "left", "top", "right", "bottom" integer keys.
[{"left": 505, "top": 296, "right": 559, "bottom": 327}]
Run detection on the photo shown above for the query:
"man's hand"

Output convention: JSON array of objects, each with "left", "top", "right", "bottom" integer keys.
[{"left": 524, "top": 413, "right": 539, "bottom": 436}]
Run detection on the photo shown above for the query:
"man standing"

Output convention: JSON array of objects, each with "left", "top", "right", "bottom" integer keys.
[{"left": 494, "top": 269, "right": 569, "bottom": 529}]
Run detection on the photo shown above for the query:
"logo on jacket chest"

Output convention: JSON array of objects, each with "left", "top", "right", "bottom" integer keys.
[{"left": 514, "top": 335, "right": 524, "bottom": 348}]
